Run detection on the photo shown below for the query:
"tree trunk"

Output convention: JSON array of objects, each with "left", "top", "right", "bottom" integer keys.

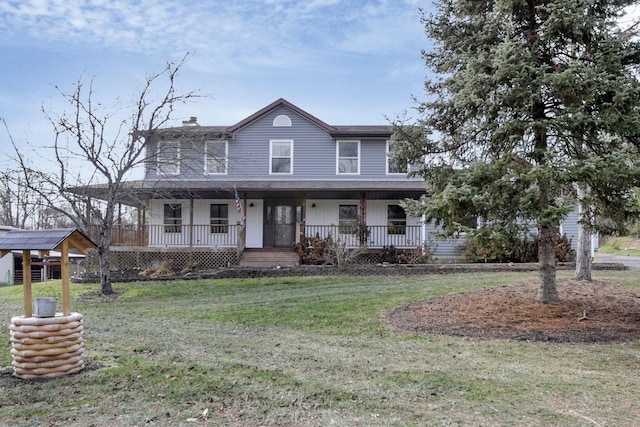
[
  {"left": 95, "top": 197, "right": 117, "bottom": 295},
  {"left": 98, "top": 212, "right": 115, "bottom": 295},
  {"left": 574, "top": 203, "right": 592, "bottom": 281},
  {"left": 98, "top": 245, "right": 113, "bottom": 295},
  {"left": 536, "top": 222, "right": 559, "bottom": 303}
]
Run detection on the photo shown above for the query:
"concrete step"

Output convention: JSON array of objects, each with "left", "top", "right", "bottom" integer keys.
[{"left": 239, "top": 249, "right": 300, "bottom": 267}]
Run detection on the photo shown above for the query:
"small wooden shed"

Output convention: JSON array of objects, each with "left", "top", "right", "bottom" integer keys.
[{"left": 0, "top": 228, "right": 96, "bottom": 379}]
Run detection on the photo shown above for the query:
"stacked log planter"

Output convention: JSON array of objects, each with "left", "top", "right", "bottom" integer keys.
[{"left": 9, "top": 313, "right": 85, "bottom": 379}]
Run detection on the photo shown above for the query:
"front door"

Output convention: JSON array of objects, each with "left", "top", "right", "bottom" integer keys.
[{"left": 263, "top": 201, "right": 296, "bottom": 247}]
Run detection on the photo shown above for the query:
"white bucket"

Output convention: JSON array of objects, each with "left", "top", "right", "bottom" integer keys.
[{"left": 33, "top": 297, "right": 58, "bottom": 317}]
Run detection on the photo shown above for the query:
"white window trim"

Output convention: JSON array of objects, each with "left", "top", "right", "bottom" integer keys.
[
  {"left": 157, "top": 141, "right": 180, "bottom": 175},
  {"left": 336, "top": 140, "right": 360, "bottom": 175},
  {"left": 204, "top": 140, "right": 228, "bottom": 175},
  {"left": 386, "top": 139, "right": 408, "bottom": 175},
  {"left": 273, "top": 114, "right": 292, "bottom": 127},
  {"left": 269, "top": 139, "right": 294, "bottom": 175}
]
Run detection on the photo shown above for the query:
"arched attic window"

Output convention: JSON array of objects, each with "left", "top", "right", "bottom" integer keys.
[{"left": 273, "top": 114, "right": 292, "bottom": 127}]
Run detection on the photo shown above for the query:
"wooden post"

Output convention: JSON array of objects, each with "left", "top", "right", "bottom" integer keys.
[
  {"left": 61, "top": 240, "right": 71, "bottom": 316},
  {"left": 137, "top": 206, "right": 143, "bottom": 245},
  {"left": 22, "top": 250, "right": 32, "bottom": 317},
  {"left": 189, "top": 199, "right": 194, "bottom": 247},
  {"left": 237, "top": 224, "right": 246, "bottom": 257},
  {"left": 143, "top": 205, "right": 147, "bottom": 245},
  {"left": 117, "top": 203, "right": 122, "bottom": 246},
  {"left": 359, "top": 192, "right": 368, "bottom": 246}
]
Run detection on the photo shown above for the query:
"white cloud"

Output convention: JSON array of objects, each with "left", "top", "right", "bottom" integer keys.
[
  {"left": 0, "top": 0, "right": 430, "bottom": 151},
  {"left": 0, "top": 0, "right": 427, "bottom": 72}
]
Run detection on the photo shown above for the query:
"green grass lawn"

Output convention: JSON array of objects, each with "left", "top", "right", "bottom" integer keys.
[
  {"left": 2, "top": 271, "right": 640, "bottom": 426},
  {"left": 598, "top": 236, "right": 640, "bottom": 256}
]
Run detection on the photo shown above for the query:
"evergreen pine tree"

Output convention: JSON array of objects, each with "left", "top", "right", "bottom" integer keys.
[{"left": 393, "top": 0, "right": 640, "bottom": 302}]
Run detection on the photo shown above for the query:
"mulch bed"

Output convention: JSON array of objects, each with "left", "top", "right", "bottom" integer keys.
[{"left": 386, "top": 278, "right": 640, "bottom": 343}]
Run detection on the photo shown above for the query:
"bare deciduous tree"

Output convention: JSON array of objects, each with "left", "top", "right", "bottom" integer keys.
[
  {"left": 8, "top": 55, "right": 199, "bottom": 295},
  {"left": 0, "top": 169, "right": 38, "bottom": 229}
]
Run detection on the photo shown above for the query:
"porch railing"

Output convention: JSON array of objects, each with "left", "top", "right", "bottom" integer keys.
[
  {"left": 303, "top": 225, "right": 423, "bottom": 249},
  {"left": 91, "top": 224, "right": 241, "bottom": 248},
  {"left": 97, "top": 224, "right": 423, "bottom": 249}
]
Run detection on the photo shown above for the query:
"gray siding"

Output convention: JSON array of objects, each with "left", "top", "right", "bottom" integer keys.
[
  {"left": 360, "top": 137, "right": 386, "bottom": 177},
  {"left": 561, "top": 208, "right": 580, "bottom": 250},
  {"left": 145, "top": 105, "right": 421, "bottom": 182},
  {"left": 229, "top": 106, "right": 336, "bottom": 179},
  {"left": 423, "top": 223, "right": 466, "bottom": 261}
]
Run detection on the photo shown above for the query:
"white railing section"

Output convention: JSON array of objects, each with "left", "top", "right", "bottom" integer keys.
[
  {"left": 99, "top": 224, "right": 423, "bottom": 249},
  {"left": 303, "top": 225, "right": 423, "bottom": 248}
]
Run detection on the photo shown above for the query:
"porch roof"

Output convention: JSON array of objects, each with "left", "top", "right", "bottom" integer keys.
[{"left": 70, "top": 179, "right": 426, "bottom": 206}]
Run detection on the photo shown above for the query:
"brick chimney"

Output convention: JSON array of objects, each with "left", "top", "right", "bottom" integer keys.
[{"left": 182, "top": 116, "right": 199, "bottom": 126}]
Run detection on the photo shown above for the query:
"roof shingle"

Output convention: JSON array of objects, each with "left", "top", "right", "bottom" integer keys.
[{"left": 0, "top": 229, "right": 96, "bottom": 252}]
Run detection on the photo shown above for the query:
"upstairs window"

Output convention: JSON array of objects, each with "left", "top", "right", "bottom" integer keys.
[
  {"left": 270, "top": 140, "right": 293, "bottom": 174},
  {"left": 205, "top": 140, "right": 228, "bottom": 174},
  {"left": 338, "top": 204, "right": 358, "bottom": 233},
  {"left": 163, "top": 203, "right": 182, "bottom": 233},
  {"left": 337, "top": 140, "right": 360, "bottom": 174},
  {"left": 387, "top": 205, "right": 407, "bottom": 235},
  {"left": 210, "top": 203, "right": 229, "bottom": 233},
  {"left": 157, "top": 141, "right": 180, "bottom": 175},
  {"left": 387, "top": 140, "right": 408, "bottom": 174}
]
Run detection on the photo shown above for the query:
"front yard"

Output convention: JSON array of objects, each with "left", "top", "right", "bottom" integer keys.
[{"left": 2, "top": 271, "right": 640, "bottom": 426}]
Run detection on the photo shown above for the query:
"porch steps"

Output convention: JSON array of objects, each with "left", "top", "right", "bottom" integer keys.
[{"left": 239, "top": 249, "right": 300, "bottom": 267}]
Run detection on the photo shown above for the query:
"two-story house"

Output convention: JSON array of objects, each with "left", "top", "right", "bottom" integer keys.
[
  {"left": 132, "top": 98, "right": 435, "bottom": 267},
  {"left": 82, "top": 98, "right": 584, "bottom": 269}
]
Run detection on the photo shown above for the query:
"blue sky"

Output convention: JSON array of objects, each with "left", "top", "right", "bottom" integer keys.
[{"left": 0, "top": 0, "right": 431, "bottom": 165}]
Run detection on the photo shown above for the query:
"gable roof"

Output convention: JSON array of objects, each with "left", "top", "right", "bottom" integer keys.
[
  {"left": 150, "top": 98, "right": 393, "bottom": 139},
  {"left": 0, "top": 228, "right": 96, "bottom": 254},
  {"left": 227, "top": 98, "right": 336, "bottom": 133}
]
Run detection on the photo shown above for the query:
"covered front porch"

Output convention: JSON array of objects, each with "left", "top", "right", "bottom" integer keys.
[
  {"left": 85, "top": 179, "right": 427, "bottom": 249},
  {"left": 81, "top": 180, "right": 438, "bottom": 270}
]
